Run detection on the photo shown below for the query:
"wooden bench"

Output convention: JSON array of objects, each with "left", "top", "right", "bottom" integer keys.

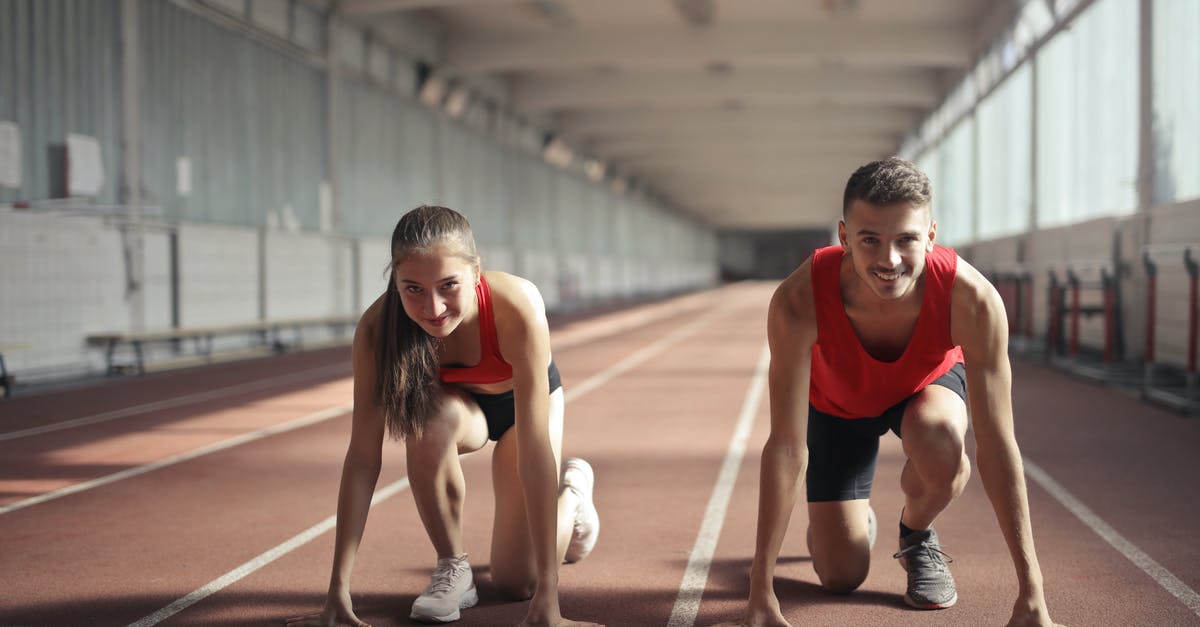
[{"left": 86, "top": 315, "right": 359, "bottom": 375}]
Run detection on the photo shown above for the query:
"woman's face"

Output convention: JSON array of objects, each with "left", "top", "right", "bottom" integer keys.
[{"left": 394, "top": 242, "right": 478, "bottom": 339}]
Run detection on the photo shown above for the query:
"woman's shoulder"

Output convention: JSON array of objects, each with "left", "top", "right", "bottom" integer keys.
[
  {"left": 354, "top": 293, "right": 388, "bottom": 344},
  {"left": 483, "top": 270, "right": 547, "bottom": 327}
]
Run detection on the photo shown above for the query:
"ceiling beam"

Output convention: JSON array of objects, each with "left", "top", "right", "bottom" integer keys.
[
  {"left": 513, "top": 68, "right": 941, "bottom": 112},
  {"left": 588, "top": 136, "right": 896, "bottom": 160},
  {"left": 556, "top": 107, "right": 920, "bottom": 139},
  {"left": 444, "top": 23, "right": 973, "bottom": 74},
  {"left": 340, "top": 0, "right": 523, "bottom": 17}
]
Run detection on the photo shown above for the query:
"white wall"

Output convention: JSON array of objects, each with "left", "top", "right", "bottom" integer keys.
[
  {"left": 264, "top": 231, "right": 355, "bottom": 320},
  {"left": 0, "top": 212, "right": 128, "bottom": 373},
  {"left": 178, "top": 223, "right": 259, "bottom": 327}
]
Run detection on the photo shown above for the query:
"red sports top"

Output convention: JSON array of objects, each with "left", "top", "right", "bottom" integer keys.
[
  {"left": 809, "top": 244, "right": 963, "bottom": 418},
  {"left": 439, "top": 275, "right": 514, "bottom": 385}
]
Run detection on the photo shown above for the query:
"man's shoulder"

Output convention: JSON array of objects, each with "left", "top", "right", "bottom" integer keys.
[
  {"left": 770, "top": 255, "right": 818, "bottom": 332},
  {"left": 949, "top": 255, "right": 995, "bottom": 306}
]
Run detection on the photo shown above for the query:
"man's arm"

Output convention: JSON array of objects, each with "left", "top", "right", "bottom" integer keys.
[
  {"left": 743, "top": 263, "right": 818, "bottom": 627},
  {"left": 951, "top": 260, "right": 1058, "bottom": 626}
]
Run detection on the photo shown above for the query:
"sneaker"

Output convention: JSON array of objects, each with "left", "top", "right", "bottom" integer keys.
[
  {"left": 410, "top": 554, "right": 478, "bottom": 623},
  {"left": 893, "top": 527, "right": 957, "bottom": 609},
  {"left": 867, "top": 505, "right": 877, "bottom": 550},
  {"left": 561, "top": 458, "right": 599, "bottom": 563}
]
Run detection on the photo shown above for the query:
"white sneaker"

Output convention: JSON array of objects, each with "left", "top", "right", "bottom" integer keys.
[
  {"left": 410, "top": 554, "right": 478, "bottom": 623},
  {"left": 562, "top": 458, "right": 599, "bottom": 563}
]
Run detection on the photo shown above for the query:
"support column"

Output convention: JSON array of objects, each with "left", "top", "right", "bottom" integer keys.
[{"left": 121, "top": 0, "right": 145, "bottom": 331}]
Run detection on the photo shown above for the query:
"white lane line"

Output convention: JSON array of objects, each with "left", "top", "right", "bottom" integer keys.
[
  {"left": 1023, "top": 458, "right": 1200, "bottom": 618},
  {"left": 126, "top": 477, "right": 412, "bottom": 627},
  {"left": 564, "top": 304, "right": 731, "bottom": 403},
  {"left": 0, "top": 363, "right": 349, "bottom": 443},
  {"left": 0, "top": 404, "right": 352, "bottom": 516},
  {"left": 128, "top": 299, "right": 745, "bottom": 627},
  {"left": 668, "top": 344, "right": 770, "bottom": 627}
]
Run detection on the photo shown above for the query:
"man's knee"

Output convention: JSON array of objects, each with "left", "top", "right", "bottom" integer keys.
[
  {"left": 816, "top": 564, "right": 869, "bottom": 595},
  {"left": 904, "top": 394, "right": 967, "bottom": 458}
]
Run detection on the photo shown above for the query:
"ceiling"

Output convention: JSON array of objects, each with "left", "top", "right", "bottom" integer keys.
[{"left": 332, "top": 0, "right": 1015, "bottom": 231}]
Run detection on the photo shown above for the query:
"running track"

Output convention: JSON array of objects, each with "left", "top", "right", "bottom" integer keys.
[{"left": 2, "top": 282, "right": 1198, "bottom": 626}]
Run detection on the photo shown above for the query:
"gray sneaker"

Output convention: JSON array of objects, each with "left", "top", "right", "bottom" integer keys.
[
  {"left": 410, "top": 554, "right": 478, "bottom": 623},
  {"left": 893, "top": 528, "right": 957, "bottom": 609}
]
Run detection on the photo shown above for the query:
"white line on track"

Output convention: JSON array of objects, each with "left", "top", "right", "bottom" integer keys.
[
  {"left": 0, "top": 363, "right": 349, "bottom": 443},
  {"left": 126, "top": 478, "right": 412, "bottom": 627},
  {"left": 128, "top": 297, "right": 745, "bottom": 627},
  {"left": 0, "top": 404, "right": 352, "bottom": 516},
  {"left": 564, "top": 304, "right": 732, "bottom": 403},
  {"left": 668, "top": 344, "right": 770, "bottom": 627},
  {"left": 1023, "top": 458, "right": 1200, "bottom": 618}
]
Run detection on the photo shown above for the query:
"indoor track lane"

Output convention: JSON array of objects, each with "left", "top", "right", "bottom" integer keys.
[{"left": 3, "top": 281, "right": 1200, "bottom": 626}]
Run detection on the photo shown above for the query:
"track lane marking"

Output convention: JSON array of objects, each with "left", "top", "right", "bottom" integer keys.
[
  {"left": 668, "top": 343, "right": 770, "bottom": 627},
  {"left": 0, "top": 363, "right": 349, "bottom": 443},
  {"left": 125, "top": 477, "right": 412, "bottom": 627},
  {"left": 126, "top": 298, "right": 754, "bottom": 626},
  {"left": 1024, "top": 458, "right": 1200, "bottom": 618},
  {"left": 0, "top": 404, "right": 352, "bottom": 515}
]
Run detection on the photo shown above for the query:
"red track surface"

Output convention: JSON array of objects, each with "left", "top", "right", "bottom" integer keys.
[{"left": 2, "top": 282, "right": 1198, "bottom": 626}]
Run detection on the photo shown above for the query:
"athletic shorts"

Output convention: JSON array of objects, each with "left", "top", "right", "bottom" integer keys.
[
  {"left": 805, "top": 362, "right": 967, "bottom": 502},
  {"left": 465, "top": 361, "right": 563, "bottom": 442}
]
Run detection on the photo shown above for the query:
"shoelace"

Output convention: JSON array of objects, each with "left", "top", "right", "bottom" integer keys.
[
  {"left": 426, "top": 561, "right": 465, "bottom": 594},
  {"left": 892, "top": 541, "right": 955, "bottom": 567}
]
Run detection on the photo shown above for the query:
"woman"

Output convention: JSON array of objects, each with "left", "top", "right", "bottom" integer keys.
[{"left": 288, "top": 205, "right": 601, "bottom": 627}]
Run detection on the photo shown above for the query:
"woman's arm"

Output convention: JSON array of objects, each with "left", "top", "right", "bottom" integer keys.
[
  {"left": 329, "top": 312, "right": 388, "bottom": 592},
  {"left": 289, "top": 310, "right": 386, "bottom": 627},
  {"left": 495, "top": 275, "right": 561, "bottom": 622}
]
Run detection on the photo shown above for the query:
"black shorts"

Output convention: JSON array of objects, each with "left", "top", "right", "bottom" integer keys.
[
  {"left": 465, "top": 361, "right": 563, "bottom": 442},
  {"left": 805, "top": 362, "right": 967, "bottom": 502}
]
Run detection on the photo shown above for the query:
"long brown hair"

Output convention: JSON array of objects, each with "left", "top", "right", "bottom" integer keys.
[{"left": 376, "top": 205, "right": 478, "bottom": 440}]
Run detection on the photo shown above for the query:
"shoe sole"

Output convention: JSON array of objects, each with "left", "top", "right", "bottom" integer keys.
[
  {"left": 903, "top": 590, "right": 957, "bottom": 610},
  {"left": 565, "top": 498, "right": 599, "bottom": 563},
  {"left": 409, "top": 586, "right": 479, "bottom": 623}
]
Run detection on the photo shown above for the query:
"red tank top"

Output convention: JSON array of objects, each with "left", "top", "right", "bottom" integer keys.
[
  {"left": 809, "top": 244, "right": 963, "bottom": 418},
  {"left": 439, "top": 276, "right": 514, "bottom": 385}
]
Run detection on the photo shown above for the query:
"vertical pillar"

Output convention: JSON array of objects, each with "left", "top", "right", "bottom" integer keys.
[{"left": 121, "top": 0, "right": 144, "bottom": 331}]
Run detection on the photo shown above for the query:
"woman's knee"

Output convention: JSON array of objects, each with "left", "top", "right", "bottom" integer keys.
[
  {"left": 491, "top": 568, "right": 536, "bottom": 600},
  {"left": 407, "top": 389, "right": 484, "bottom": 453}
]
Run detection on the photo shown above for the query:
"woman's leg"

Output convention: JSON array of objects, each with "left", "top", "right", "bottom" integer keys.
[
  {"left": 488, "top": 388, "right": 581, "bottom": 599},
  {"left": 405, "top": 386, "right": 491, "bottom": 559}
]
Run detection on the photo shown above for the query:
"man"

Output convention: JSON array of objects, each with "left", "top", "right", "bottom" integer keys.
[{"left": 728, "top": 158, "right": 1059, "bottom": 626}]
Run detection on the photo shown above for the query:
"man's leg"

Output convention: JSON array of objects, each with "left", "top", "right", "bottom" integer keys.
[
  {"left": 898, "top": 385, "right": 969, "bottom": 530},
  {"left": 807, "top": 499, "right": 874, "bottom": 593},
  {"left": 894, "top": 382, "right": 969, "bottom": 610},
  {"left": 805, "top": 407, "right": 887, "bottom": 594}
]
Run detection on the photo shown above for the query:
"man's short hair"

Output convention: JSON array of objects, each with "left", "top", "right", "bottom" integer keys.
[{"left": 842, "top": 157, "right": 932, "bottom": 216}]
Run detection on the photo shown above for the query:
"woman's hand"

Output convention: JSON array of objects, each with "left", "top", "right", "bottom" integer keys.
[
  {"left": 285, "top": 590, "right": 370, "bottom": 627},
  {"left": 516, "top": 593, "right": 603, "bottom": 627}
]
